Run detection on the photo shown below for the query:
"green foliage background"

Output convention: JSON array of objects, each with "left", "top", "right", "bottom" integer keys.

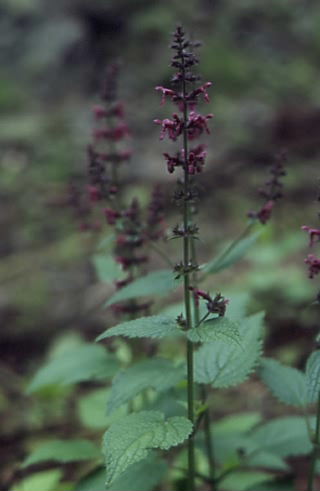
[{"left": 1, "top": 0, "right": 320, "bottom": 489}]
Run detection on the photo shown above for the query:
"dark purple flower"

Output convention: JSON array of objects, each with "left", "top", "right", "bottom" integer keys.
[
  {"left": 104, "top": 207, "right": 120, "bottom": 225},
  {"left": 187, "top": 145, "right": 207, "bottom": 174},
  {"left": 187, "top": 111, "right": 213, "bottom": 140},
  {"left": 187, "top": 82, "right": 212, "bottom": 104},
  {"left": 155, "top": 86, "right": 177, "bottom": 105},
  {"left": 189, "top": 288, "right": 228, "bottom": 316},
  {"left": 248, "top": 152, "right": 286, "bottom": 224},
  {"left": 305, "top": 254, "right": 320, "bottom": 278},
  {"left": 92, "top": 105, "right": 107, "bottom": 119},
  {"left": 154, "top": 114, "right": 184, "bottom": 141},
  {"left": 88, "top": 185, "right": 101, "bottom": 202},
  {"left": 248, "top": 200, "right": 275, "bottom": 225},
  {"left": 163, "top": 151, "right": 183, "bottom": 173}
]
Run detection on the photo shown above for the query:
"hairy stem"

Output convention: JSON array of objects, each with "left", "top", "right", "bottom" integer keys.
[{"left": 307, "top": 391, "right": 320, "bottom": 491}]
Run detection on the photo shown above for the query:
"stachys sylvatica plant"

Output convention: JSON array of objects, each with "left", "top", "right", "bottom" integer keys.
[{"left": 22, "top": 26, "right": 302, "bottom": 491}]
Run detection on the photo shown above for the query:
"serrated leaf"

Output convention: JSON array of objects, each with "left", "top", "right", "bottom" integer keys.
[
  {"left": 106, "top": 454, "right": 167, "bottom": 491},
  {"left": 76, "top": 455, "right": 167, "bottom": 491},
  {"left": 96, "top": 315, "right": 182, "bottom": 342},
  {"left": 194, "top": 312, "right": 264, "bottom": 387},
  {"left": 27, "top": 344, "right": 119, "bottom": 393},
  {"left": 306, "top": 351, "right": 320, "bottom": 404},
  {"left": 250, "top": 417, "right": 312, "bottom": 457},
  {"left": 92, "top": 254, "right": 125, "bottom": 284},
  {"left": 22, "top": 439, "right": 100, "bottom": 468},
  {"left": 187, "top": 317, "right": 240, "bottom": 344},
  {"left": 203, "top": 232, "right": 260, "bottom": 275},
  {"left": 103, "top": 411, "right": 192, "bottom": 487},
  {"left": 105, "top": 269, "right": 179, "bottom": 307},
  {"left": 259, "top": 357, "right": 307, "bottom": 407},
  {"left": 148, "top": 391, "right": 186, "bottom": 418},
  {"left": 107, "top": 358, "right": 186, "bottom": 414}
]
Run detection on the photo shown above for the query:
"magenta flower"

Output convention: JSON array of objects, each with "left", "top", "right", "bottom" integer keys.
[
  {"left": 250, "top": 200, "right": 275, "bottom": 225},
  {"left": 187, "top": 111, "right": 213, "bottom": 140},
  {"left": 88, "top": 185, "right": 101, "bottom": 202},
  {"left": 104, "top": 207, "right": 120, "bottom": 225},
  {"left": 154, "top": 114, "right": 184, "bottom": 141},
  {"left": 155, "top": 86, "right": 177, "bottom": 105},
  {"left": 163, "top": 151, "right": 183, "bottom": 173},
  {"left": 305, "top": 254, "right": 320, "bottom": 278},
  {"left": 188, "top": 82, "right": 212, "bottom": 104},
  {"left": 92, "top": 105, "right": 107, "bottom": 119},
  {"left": 187, "top": 145, "right": 207, "bottom": 174}
]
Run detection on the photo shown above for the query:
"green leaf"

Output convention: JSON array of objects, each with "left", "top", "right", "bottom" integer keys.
[
  {"left": 22, "top": 439, "right": 100, "bottom": 468},
  {"left": 96, "top": 315, "right": 182, "bottom": 342},
  {"left": 104, "top": 269, "right": 179, "bottom": 307},
  {"left": 75, "top": 456, "right": 168, "bottom": 491},
  {"left": 106, "top": 454, "right": 167, "bottom": 491},
  {"left": 214, "top": 412, "right": 262, "bottom": 434},
  {"left": 11, "top": 470, "right": 62, "bottom": 491},
  {"left": 92, "top": 254, "right": 124, "bottom": 284},
  {"left": 220, "top": 470, "right": 271, "bottom": 491},
  {"left": 250, "top": 417, "right": 312, "bottom": 457},
  {"left": 27, "top": 344, "right": 119, "bottom": 393},
  {"left": 203, "top": 232, "right": 260, "bottom": 275},
  {"left": 75, "top": 467, "right": 106, "bottom": 491},
  {"left": 259, "top": 357, "right": 307, "bottom": 407},
  {"left": 77, "top": 388, "right": 127, "bottom": 430},
  {"left": 187, "top": 317, "right": 240, "bottom": 344},
  {"left": 247, "top": 451, "right": 289, "bottom": 471},
  {"left": 226, "top": 292, "right": 250, "bottom": 321},
  {"left": 306, "top": 351, "right": 320, "bottom": 404},
  {"left": 194, "top": 312, "right": 264, "bottom": 387},
  {"left": 107, "top": 358, "right": 186, "bottom": 414},
  {"left": 102, "top": 411, "right": 192, "bottom": 487},
  {"left": 197, "top": 412, "right": 262, "bottom": 465}
]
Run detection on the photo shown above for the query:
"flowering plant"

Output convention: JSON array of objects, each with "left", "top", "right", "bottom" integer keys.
[{"left": 25, "top": 26, "right": 320, "bottom": 491}]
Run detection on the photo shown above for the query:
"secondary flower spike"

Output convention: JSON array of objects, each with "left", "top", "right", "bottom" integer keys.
[{"left": 248, "top": 151, "right": 286, "bottom": 224}]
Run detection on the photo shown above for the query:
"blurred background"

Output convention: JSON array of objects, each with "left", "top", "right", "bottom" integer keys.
[{"left": 2, "top": 0, "right": 320, "bottom": 489}]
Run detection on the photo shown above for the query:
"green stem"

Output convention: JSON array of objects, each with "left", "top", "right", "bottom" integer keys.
[
  {"left": 191, "top": 238, "right": 216, "bottom": 489},
  {"left": 181, "top": 55, "right": 195, "bottom": 491},
  {"left": 307, "top": 391, "right": 320, "bottom": 491},
  {"left": 202, "top": 388, "right": 216, "bottom": 489}
]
